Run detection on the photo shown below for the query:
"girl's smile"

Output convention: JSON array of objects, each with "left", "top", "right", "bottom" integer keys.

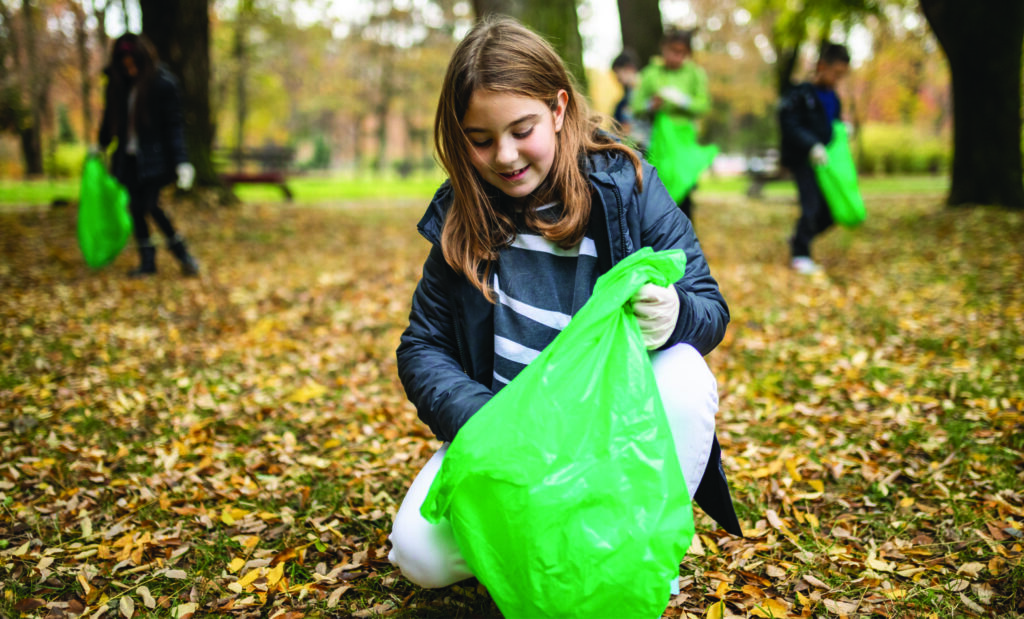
[{"left": 461, "top": 89, "right": 568, "bottom": 200}]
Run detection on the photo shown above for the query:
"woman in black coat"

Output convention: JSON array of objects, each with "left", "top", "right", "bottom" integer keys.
[{"left": 98, "top": 33, "right": 198, "bottom": 277}]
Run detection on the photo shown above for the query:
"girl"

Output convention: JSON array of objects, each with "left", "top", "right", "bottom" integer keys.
[
  {"left": 391, "top": 16, "right": 740, "bottom": 590},
  {"left": 99, "top": 33, "right": 198, "bottom": 277}
]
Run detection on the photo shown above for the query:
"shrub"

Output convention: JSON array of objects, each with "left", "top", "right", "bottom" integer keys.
[{"left": 855, "top": 123, "right": 949, "bottom": 175}]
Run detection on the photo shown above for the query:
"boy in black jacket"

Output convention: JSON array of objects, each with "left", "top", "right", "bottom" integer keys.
[{"left": 778, "top": 43, "right": 850, "bottom": 274}]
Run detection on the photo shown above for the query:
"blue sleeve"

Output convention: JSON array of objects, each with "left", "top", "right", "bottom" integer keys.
[{"left": 396, "top": 245, "right": 493, "bottom": 442}]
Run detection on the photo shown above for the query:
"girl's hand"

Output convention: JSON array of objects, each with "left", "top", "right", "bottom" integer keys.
[{"left": 630, "top": 283, "right": 679, "bottom": 349}]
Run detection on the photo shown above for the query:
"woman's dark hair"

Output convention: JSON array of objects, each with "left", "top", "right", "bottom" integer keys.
[{"left": 104, "top": 33, "right": 160, "bottom": 134}]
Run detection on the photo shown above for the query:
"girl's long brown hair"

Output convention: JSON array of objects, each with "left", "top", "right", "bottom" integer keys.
[{"left": 434, "top": 16, "right": 642, "bottom": 301}]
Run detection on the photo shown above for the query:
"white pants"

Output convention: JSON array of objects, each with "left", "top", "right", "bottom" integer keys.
[{"left": 388, "top": 343, "right": 718, "bottom": 588}]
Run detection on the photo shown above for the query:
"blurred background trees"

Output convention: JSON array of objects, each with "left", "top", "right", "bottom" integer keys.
[{"left": 0, "top": 0, "right": 1020, "bottom": 206}]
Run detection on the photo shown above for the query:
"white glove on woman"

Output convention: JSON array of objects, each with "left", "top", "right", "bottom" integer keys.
[
  {"left": 630, "top": 283, "right": 680, "bottom": 350},
  {"left": 809, "top": 143, "right": 828, "bottom": 167},
  {"left": 176, "top": 162, "right": 195, "bottom": 190}
]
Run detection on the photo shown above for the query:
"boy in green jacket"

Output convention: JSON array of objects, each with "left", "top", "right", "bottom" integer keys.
[{"left": 631, "top": 27, "right": 712, "bottom": 222}]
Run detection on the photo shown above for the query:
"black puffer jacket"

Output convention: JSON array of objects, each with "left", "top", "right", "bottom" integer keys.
[
  {"left": 397, "top": 148, "right": 742, "bottom": 535},
  {"left": 99, "top": 66, "right": 189, "bottom": 187},
  {"left": 778, "top": 82, "right": 840, "bottom": 168}
]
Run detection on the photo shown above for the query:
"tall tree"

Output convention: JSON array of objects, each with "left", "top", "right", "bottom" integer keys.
[
  {"left": 742, "top": 0, "right": 880, "bottom": 95},
  {"left": 920, "top": 0, "right": 1024, "bottom": 208},
  {"left": 231, "top": 0, "right": 254, "bottom": 168},
  {"left": 616, "top": 0, "right": 661, "bottom": 67},
  {"left": 472, "top": 0, "right": 587, "bottom": 89},
  {"left": 138, "top": 0, "right": 220, "bottom": 189},
  {"left": 0, "top": 0, "right": 50, "bottom": 176},
  {"left": 70, "top": 0, "right": 93, "bottom": 140}
]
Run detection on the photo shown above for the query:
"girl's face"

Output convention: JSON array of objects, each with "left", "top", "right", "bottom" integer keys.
[{"left": 461, "top": 89, "right": 568, "bottom": 201}]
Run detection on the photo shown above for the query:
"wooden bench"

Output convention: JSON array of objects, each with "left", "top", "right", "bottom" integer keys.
[
  {"left": 217, "top": 146, "right": 296, "bottom": 201},
  {"left": 745, "top": 149, "right": 790, "bottom": 199}
]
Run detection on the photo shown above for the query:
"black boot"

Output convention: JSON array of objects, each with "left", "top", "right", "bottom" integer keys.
[
  {"left": 169, "top": 235, "right": 199, "bottom": 276},
  {"left": 128, "top": 244, "right": 157, "bottom": 278}
]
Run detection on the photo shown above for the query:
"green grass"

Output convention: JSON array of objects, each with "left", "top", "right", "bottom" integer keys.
[{"left": 0, "top": 169, "right": 949, "bottom": 207}]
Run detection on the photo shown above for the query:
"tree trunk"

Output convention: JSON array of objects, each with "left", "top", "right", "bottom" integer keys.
[
  {"left": 920, "top": 0, "right": 1024, "bottom": 208},
  {"left": 139, "top": 0, "right": 222, "bottom": 190},
  {"left": 232, "top": 0, "right": 253, "bottom": 170},
  {"left": 72, "top": 1, "right": 93, "bottom": 141},
  {"left": 616, "top": 0, "right": 661, "bottom": 68},
  {"left": 774, "top": 45, "right": 800, "bottom": 97},
  {"left": 472, "top": 0, "right": 587, "bottom": 90},
  {"left": 93, "top": 0, "right": 111, "bottom": 61},
  {"left": 19, "top": 0, "right": 45, "bottom": 176}
]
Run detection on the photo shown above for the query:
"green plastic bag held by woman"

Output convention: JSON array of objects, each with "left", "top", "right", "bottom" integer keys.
[
  {"left": 813, "top": 121, "right": 866, "bottom": 227},
  {"left": 77, "top": 154, "right": 132, "bottom": 269},
  {"left": 421, "top": 248, "right": 696, "bottom": 619}
]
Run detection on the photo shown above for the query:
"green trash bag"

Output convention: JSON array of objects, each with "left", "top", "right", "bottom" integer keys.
[
  {"left": 78, "top": 155, "right": 131, "bottom": 269},
  {"left": 814, "top": 121, "right": 867, "bottom": 227},
  {"left": 422, "top": 247, "right": 695, "bottom": 619},
  {"left": 646, "top": 114, "right": 718, "bottom": 204}
]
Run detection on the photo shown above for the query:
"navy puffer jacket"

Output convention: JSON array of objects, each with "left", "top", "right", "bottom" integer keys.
[
  {"left": 99, "top": 66, "right": 189, "bottom": 187},
  {"left": 397, "top": 148, "right": 742, "bottom": 534}
]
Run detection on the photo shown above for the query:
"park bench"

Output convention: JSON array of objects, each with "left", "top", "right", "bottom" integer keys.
[
  {"left": 745, "top": 148, "right": 790, "bottom": 199},
  {"left": 217, "top": 146, "right": 296, "bottom": 201}
]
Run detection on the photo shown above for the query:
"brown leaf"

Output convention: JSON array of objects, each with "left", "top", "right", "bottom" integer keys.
[{"left": 14, "top": 599, "right": 47, "bottom": 613}]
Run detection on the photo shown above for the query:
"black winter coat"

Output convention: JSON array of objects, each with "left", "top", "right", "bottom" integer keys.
[
  {"left": 99, "top": 67, "right": 189, "bottom": 187},
  {"left": 396, "top": 149, "right": 743, "bottom": 535},
  {"left": 778, "top": 82, "right": 841, "bottom": 168}
]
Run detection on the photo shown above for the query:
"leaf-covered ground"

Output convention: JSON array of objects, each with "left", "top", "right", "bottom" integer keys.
[{"left": 1, "top": 187, "right": 1022, "bottom": 619}]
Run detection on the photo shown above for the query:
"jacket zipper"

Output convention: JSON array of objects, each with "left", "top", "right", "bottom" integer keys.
[
  {"left": 613, "top": 182, "right": 628, "bottom": 258},
  {"left": 453, "top": 304, "right": 469, "bottom": 375}
]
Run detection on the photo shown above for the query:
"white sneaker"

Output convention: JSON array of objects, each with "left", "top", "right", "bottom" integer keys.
[{"left": 790, "top": 256, "right": 822, "bottom": 275}]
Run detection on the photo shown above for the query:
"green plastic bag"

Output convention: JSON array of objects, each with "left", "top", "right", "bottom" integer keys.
[
  {"left": 814, "top": 121, "right": 866, "bottom": 227},
  {"left": 78, "top": 155, "right": 131, "bottom": 269},
  {"left": 422, "top": 248, "right": 695, "bottom": 619},
  {"left": 646, "top": 114, "right": 718, "bottom": 204}
]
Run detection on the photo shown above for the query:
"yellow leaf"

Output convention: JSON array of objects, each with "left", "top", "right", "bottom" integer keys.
[
  {"left": 751, "top": 598, "right": 789, "bottom": 618},
  {"left": 900, "top": 497, "right": 915, "bottom": 508},
  {"left": 687, "top": 533, "right": 705, "bottom": 556},
  {"left": 238, "top": 567, "right": 263, "bottom": 588},
  {"left": 805, "top": 512, "right": 820, "bottom": 529},
  {"left": 706, "top": 600, "right": 725, "bottom": 619},
  {"left": 266, "top": 562, "right": 285, "bottom": 589},
  {"left": 866, "top": 557, "right": 896, "bottom": 573},
  {"left": 288, "top": 380, "right": 328, "bottom": 403},
  {"left": 227, "top": 558, "right": 246, "bottom": 573},
  {"left": 785, "top": 459, "right": 803, "bottom": 482},
  {"left": 808, "top": 479, "right": 824, "bottom": 493},
  {"left": 796, "top": 591, "right": 812, "bottom": 607}
]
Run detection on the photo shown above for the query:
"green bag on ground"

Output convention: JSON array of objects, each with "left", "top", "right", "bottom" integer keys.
[
  {"left": 814, "top": 121, "right": 867, "bottom": 227},
  {"left": 646, "top": 114, "right": 718, "bottom": 204},
  {"left": 421, "top": 248, "right": 694, "bottom": 619},
  {"left": 78, "top": 155, "right": 131, "bottom": 269}
]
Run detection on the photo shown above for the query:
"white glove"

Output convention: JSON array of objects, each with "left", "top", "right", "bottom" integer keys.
[
  {"left": 176, "top": 162, "right": 195, "bottom": 190},
  {"left": 630, "top": 283, "right": 680, "bottom": 350},
  {"left": 658, "top": 87, "right": 691, "bottom": 110},
  {"left": 809, "top": 143, "right": 828, "bottom": 167}
]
